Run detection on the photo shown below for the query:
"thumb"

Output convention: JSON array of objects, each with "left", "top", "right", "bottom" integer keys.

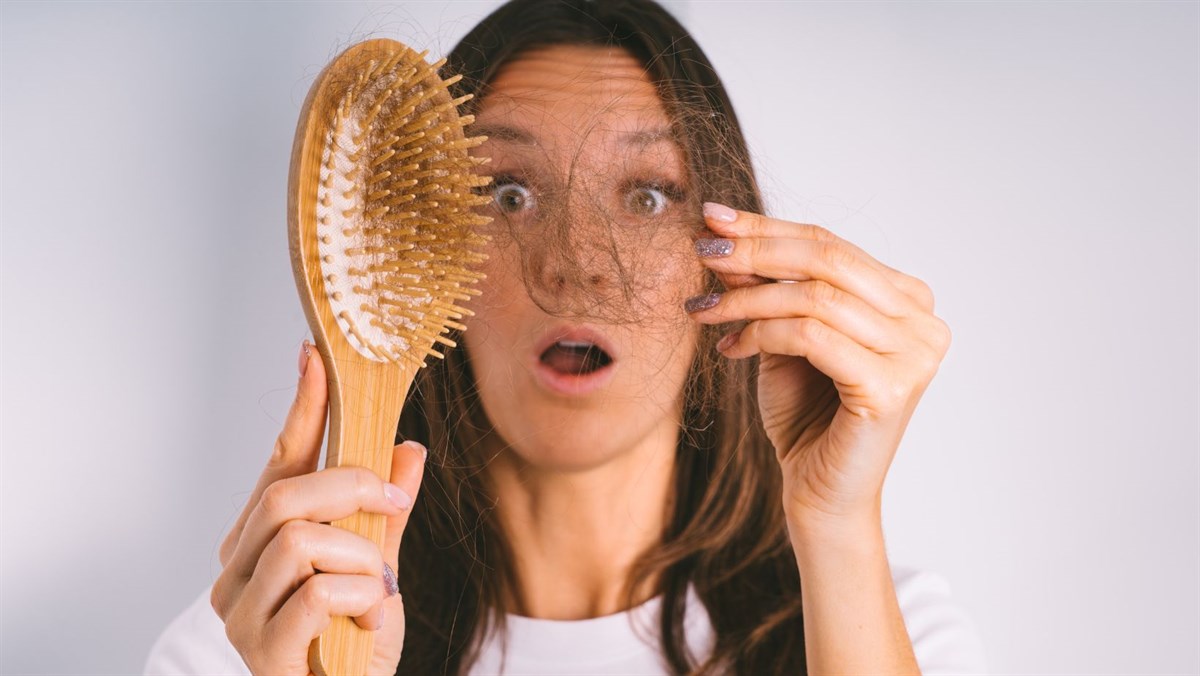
[{"left": 382, "top": 440, "right": 427, "bottom": 567}]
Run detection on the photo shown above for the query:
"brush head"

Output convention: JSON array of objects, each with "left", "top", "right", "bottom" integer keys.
[{"left": 290, "top": 38, "right": 491, "bottom": 368}]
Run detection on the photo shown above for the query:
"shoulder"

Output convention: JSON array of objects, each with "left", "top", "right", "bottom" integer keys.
[
  {"left": 144, "top": 585, "right": 250, "bottom": 676},
  {"left": 890, "top": 565, "right": 989, "bottom": 675}
]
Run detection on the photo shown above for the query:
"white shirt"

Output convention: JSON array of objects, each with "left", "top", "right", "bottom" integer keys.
[{"left": 145, "top": 565, "right": 987, "bottom": 675}]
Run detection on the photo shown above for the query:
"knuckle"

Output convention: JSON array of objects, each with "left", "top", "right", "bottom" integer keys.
[
  {"left": 794, "top": 317, "right": 828, "bottom": 343},
  {"left": 275, "top": 519, "right": 310, "bottom": 557},
  {"left": 817, "top": 241, "right": 855, "bottom": 272},
  {"left": 351, "top": 467, "right": 381, "bottom": 503},
  {"left": 222, "top": 599, "right": 252, "bottom": 650},
  {"left": 918, "top": 349, "right": 943, "bottom": 377},
  {"left": 931, "top": 317, "right": 952, "bottom": 353},
  {"left": 210, "top": 578, "right": 229, "bottom": 619},
  {"left": 259, "top": 480, "right": 291, "bottom": 519},
  {"left": 299, "top": 574, "right": 332, "bottom": 614},
  {"left": 218, "top": 533, "right": 238, "bottom": 568},
  {"left": 805, "top": 281, "right": 838, "bottom": 309},
  {"left": 750, "top": 236, "right": 772, "bottom": 261},
  {"left": 744, "top": 319, "right": 763, "bottom": 343},
  {"left": 866, "top": 379, "right": 909, "bottom": 412},
  {"left": 763, "top": 285, "right": 788, "bottom": 316},
  {"left": 267, "top": 435, "right": 289, "bottom": 469},
  {"left": 811, "top": 223, "right": 837, "bottom": 241},
  {"left": 744, "top": 210, "right": 768, "bottom": 235},
  {"left": 911, "top": 278, "right": 935, "bottom": 309}
]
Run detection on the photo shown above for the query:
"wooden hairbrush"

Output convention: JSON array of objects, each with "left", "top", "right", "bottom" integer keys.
[{"left": 287, "top": 38, "right": 490, "bottom": 676}]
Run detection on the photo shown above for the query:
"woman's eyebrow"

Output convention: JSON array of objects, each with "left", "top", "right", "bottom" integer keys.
[
  {"left": 471, "top": 123, "right": 674, "bottom": 147},
  {"left": 623, "top": 128, "right": 673, "bottom": 147},
  {"left": 471, "top": 123, "right": 537, "bottom": 145}
]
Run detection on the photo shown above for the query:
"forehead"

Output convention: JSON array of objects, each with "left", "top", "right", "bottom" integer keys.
[{"left": 474, "top": 44, "right": 674, "bottom": 150}]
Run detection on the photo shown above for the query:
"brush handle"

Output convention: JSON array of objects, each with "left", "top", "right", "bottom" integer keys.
[
  {"left": 290, "top": 96, "right": 421, "bottom": 673},
  {"left": 287, "top": 36, "right": 485, "bottom": 676},
  {"left": 306, "top": 342, "right": 418, "bottom": 676}
]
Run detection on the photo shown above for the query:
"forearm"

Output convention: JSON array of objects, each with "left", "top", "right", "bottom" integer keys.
[{"left": 788, "top": 515, "right": 920, "bottom": 676}]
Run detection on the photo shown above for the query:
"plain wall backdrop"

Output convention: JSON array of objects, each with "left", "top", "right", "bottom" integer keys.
[{"left": 2, "top": 1, "right": 1196, "bottom": 674}]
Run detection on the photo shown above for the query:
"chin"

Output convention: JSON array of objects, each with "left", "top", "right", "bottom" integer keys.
[{"left": 492, "top": 410, "right": 641, "bottom": 473}]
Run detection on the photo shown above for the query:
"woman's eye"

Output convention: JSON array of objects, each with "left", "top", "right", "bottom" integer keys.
[
  {"left": 625, "top": 185, "right": 669, "bottom": 217},
  {"left": 491, "top": 181, "right": 534, "bottom": 214}
]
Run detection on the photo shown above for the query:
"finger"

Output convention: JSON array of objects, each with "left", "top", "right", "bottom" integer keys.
[
  {"left": 718, "top": 317, "right": 883, "bottom": 393},
  {"left": 223, "top": 466, "right": 411, "bottom": 585},
  {"left": 220, "top": 340, "right": 329, "bottom": 566},
  {"left": 239, "top": 520, "right": 386, "bottom": 625},
  {"left": 877, "top": 264, "right": 937, "bottom": 312},
  {"left": 692, "top": 234, "right": 769, "bottom": 291},
  {"left": 258, "top": 573, "right": 389, "bottom": 663},
  {"left": 703, "top": 201, "right": 839, "bottom": 244},
  {"left": 381, "top": 440, "right": 427, "bottom": 571},
  {"left": 368, "top": 586, "right": 408, "bottom": 664},
  {"left": 697, "top": 236, "right": 917, "bottom": 318},
  {"left": 685, "top": 281, "right": 901, "bottom": 354},
  {"left": 701, "top": 202, "right": 935, "bottom": 310}
]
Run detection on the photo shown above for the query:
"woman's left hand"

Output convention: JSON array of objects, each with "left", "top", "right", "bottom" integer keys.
[{"left": 686, "top": 202, "right": 951, "bottom": 532}]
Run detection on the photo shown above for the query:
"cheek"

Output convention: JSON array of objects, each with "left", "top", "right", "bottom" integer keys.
[{"left": 635, "top": 237, "right": 708, "bottom": 320}]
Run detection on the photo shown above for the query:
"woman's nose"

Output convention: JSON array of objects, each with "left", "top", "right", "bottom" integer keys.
[
  {"left": 529, "top": 248, "right": 611, "bottom": 294},
  {"left": 532, "top": 199, "right": 619, "bottom": 288}
]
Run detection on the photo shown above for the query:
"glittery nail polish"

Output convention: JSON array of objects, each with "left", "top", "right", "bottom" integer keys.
[
  {"left": 382, "top": 562, "right": 398, "bottom": 597},
  {"left": 684, "top": 293, "right": 721, "bottom": 313},
  {"left": 695, "top": 238, "right": 734, "bottom": 258}
]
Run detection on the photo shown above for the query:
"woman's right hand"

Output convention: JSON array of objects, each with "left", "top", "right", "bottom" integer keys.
[{"left": 210, "top": 341, "right": 425, "bottom": 675}]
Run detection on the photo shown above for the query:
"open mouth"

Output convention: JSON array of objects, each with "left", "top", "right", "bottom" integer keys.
[{"left": 539, "top": 340, "right": 614, "bottom": 376}]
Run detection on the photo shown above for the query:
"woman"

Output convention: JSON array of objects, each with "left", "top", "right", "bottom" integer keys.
[{"left": 148, "top": 0, "right": 985, "bottom": 673}]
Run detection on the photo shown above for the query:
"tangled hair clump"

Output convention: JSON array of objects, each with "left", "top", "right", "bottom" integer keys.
[{"left": 393, "top": 1, "right": 808, "bottom": 674}]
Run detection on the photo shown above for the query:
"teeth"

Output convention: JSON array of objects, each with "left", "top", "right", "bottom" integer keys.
[{"left": 557, "top": 340, "right": 594, "bottom": 349}]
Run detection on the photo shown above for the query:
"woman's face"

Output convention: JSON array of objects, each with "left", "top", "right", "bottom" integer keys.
[{"left": 463, "top": 44, "right": 705, "bottom": 471}]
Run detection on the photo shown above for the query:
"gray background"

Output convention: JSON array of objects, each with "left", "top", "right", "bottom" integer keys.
[{"left": 2, "top": 1, "right": 1197, "bottom": 674}]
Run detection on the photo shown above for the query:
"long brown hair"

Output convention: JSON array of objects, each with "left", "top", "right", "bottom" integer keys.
[{"left": 395, "top": 1, "right": 806, "bottom": 673}]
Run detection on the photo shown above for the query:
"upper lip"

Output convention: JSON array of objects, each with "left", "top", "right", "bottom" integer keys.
[{"left": 533, "top": 323, "right": 618, "bottom": 364}]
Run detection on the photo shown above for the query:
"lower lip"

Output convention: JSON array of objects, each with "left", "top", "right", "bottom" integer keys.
[{"left": 532, "top": 358, "right": 617, "bottom": 397}]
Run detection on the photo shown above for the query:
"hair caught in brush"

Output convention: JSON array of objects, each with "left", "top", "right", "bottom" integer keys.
[{"left": 394, "top": 1, "right": 808, "bottom": 674}]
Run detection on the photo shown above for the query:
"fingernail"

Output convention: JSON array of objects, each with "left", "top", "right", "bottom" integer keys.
[
  {"left": 717, "top": 332, "right": 739, "bottom": 352},
  {"left": 694, "top": 238, "right": 734, "bottom": 258},
  {"left": 408, "top": 441, "right": 428, "bottom": 462},
  {"left": 382, "top": 562, "right": 398, "bottom": 597},
  {"left": 703, "top": 201, "right": 738, "bottom": 223},
  {"left": 384, "top": 483, "right": 413, "bottom": 510},
  {"left": 298, "top": 340, "right": 311, "bottom": 377},
  {"left": 683, "top": 293, "right": 721, "bottom": 313}
]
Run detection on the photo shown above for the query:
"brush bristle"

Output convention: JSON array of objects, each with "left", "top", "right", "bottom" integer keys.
[{"left": 315, "top": 46, "right": 491, "bottom": 367}]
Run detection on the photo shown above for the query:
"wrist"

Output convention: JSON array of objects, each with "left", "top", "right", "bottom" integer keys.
[
  {"left": 785, "top": 505, "right": 884, "bottom": 552},
  {"left": 785, "top": 493, "right": 881, "bottom": 536}
]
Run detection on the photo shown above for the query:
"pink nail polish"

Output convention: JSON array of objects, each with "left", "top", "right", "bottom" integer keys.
[
  {"left": 716, "top": 332, "right": 739, "bottom": 352},
  {"left": 384, "top": 483, "right": 413, "bottom": 510},
  {"left": 298, "top": 340, "right": 310, "bottom": 377},
  {"left": 409, "top": 441, "right": 428, "bottom": 461},
  {"left": 703, "top": 201, "right": 738, "bottom": 223}
]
